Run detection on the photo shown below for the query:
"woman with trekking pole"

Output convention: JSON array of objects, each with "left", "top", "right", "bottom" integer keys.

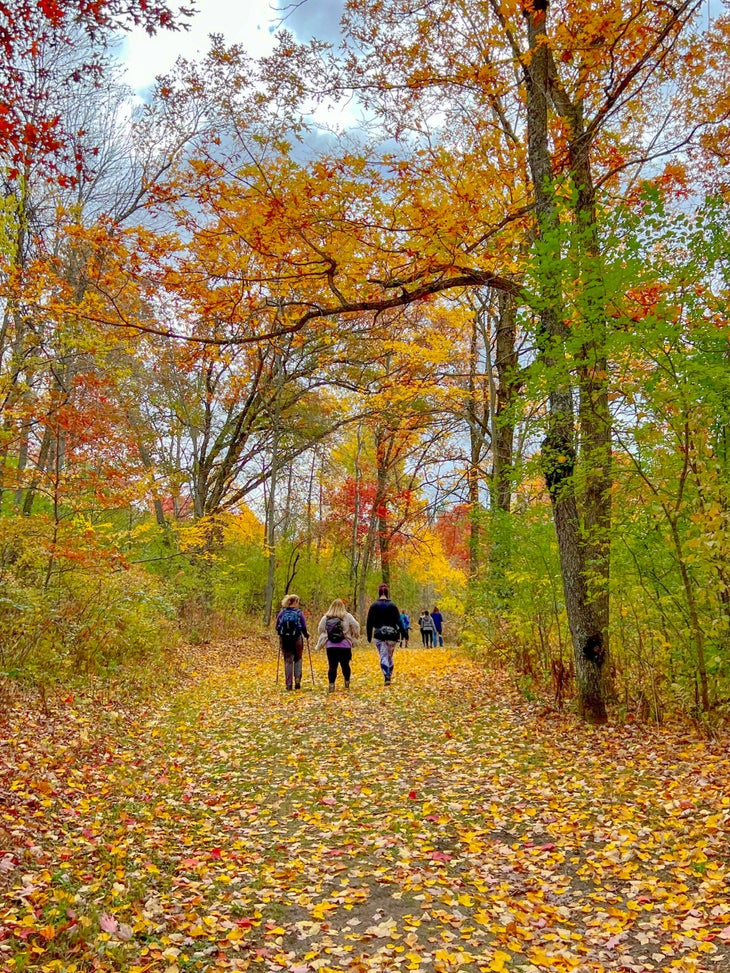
[{"left": 275, "top": 593, "right": 310, "bottom": 690}]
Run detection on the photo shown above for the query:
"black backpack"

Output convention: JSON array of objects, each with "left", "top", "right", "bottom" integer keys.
[
  {"left": 277, "top": 607, "right": 302, "bottom": 639},
  {"left": 325, "top": 615, "right": 346, "bottom": 643}
]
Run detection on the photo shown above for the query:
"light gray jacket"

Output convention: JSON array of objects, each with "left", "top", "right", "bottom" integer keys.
[{"left": 315, "top": 611, "right": 361, "bottom": 650}]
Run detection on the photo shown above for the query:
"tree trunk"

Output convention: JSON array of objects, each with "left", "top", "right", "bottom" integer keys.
[
  {"left": 263, "top": 352, "right": 285, "bottom": 625},
  {"left": 466, "top": 307, "right": 487, "bottom": 581},
  {"left": 488, "top": 291, "right": 522, "bottom": 601},
  {"left": 569, "top": 130, "right": 613, "bottom": 685},
  {"left": 375, "top": 429, "right": 391, "bottom": 585},
  {"left": 525, "top": 2, "right": 607, "bottom": 723},
  {"left": 493, "top": 291, "right": 521, "bottom": 514},
  {"left": 263, "top": 429, "right": 280, "bottom": 626},
  {"left": 357, "top": 508, "right": 378, "bottom": 621},
  {"left": 350, "top": 424, "right": 363, "bottom": 605}
]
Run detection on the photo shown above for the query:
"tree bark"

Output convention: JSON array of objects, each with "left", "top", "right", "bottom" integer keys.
[
  {"left": 493, "top": 291, "right": 521, "bottom": 514},
  {"left": 466, "top": 307, "right": 486, "bottom": 581},
  {"left": 376, "top": 428, "right": 391, "bottom": 586},
  {"left": 263, "top": 357, "right": 284, "bottom": 626},
  {"left": 525, "top": 2, "right": 607, "bottom": 723}
]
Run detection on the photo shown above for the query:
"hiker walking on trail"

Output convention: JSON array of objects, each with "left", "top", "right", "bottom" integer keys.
[
  {"left": 431, "top": 606, "right": 444, "bottom": 647},
  {"left": 366, "top": 583, "right": 405, "bottom": 686},
  {"left": 276, "top": 593, "right": 309, "bottom": 691},
  {"left": 399, "top": 610, "right": 410, "bottom": 647},
  {"left": 316, "top": 598, "right": 360, "bottom": 693},
  {"left": 420, "top": 610, "right": 435, "bottom": 647}
]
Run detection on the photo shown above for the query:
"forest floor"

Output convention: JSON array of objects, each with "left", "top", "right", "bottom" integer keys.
[{"left": 1, "top": 637, "right": 729, "bottom": 973}]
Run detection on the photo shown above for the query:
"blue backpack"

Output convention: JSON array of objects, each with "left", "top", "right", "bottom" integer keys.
[{"left": 277, "top": 607, "right": 302, "bottom": 640}]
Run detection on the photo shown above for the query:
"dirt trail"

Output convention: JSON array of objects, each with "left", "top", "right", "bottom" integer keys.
[{"left": 1, "top": 639, "right": 729, "bottom": 972}]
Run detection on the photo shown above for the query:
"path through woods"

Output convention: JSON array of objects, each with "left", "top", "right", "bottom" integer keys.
[{"left": 1, "top": 640, "right": 729, "bottom": 972}]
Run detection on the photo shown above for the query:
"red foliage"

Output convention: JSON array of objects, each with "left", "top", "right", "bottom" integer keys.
[
  {"left": 323, "top": 476, "right": 413, "bottom": 555},
  {"left": 324, "top": 477, "right": 378, "bottom": 545},
  {"left": 0, "top": 0, "right": 192, "bottom": 176},
  {"left": 434, "top": 504, "right": 471, "bottom": 568}
]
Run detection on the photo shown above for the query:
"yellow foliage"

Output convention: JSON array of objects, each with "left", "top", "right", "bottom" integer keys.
[
  {"left": 403, "top": 528, "right": 467, "bottom": 615},
  {"left": 223, "top": 506, "right": 264, "bottom": 546},
  {"left": 176, "top": 508, "right": 264, "bottom": 554}
]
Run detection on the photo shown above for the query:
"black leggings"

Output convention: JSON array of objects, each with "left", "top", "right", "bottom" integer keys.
[{"left": 326, "top": 644, "right": 352, "bottom": 683}]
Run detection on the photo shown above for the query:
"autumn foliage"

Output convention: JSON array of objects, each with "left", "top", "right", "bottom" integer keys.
[{"left": 1, "top": 0, "right": 730, "bottom": 722}]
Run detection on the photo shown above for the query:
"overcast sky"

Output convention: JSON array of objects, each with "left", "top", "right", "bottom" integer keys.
[{"left": 120, "top": 0, "right": 344, "bottom": 94}]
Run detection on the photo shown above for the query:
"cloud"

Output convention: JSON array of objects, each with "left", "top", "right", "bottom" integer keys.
[
  {"left": 120, "top": 0, "right": 280, "bottom": 93},
  {"left": 275, "top": 0, "right": 344, "bottom": 44}
]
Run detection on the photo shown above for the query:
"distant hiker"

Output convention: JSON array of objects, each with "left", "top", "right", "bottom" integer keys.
[
  {"left": 431, "top": 606, "right": 444, "bottom": 647},
  {"left": 417, "top": 611, "right": 426, "bottom": 646},
  {"left": 399, "top": 611, "right": 410, "bottom": 647},
  {"left": 276, "top": 593, "right": 309, "bottom": 691},
  {"left": 316, "top": 598, "right": 361, "bottom": 692},
  {"left": 366, "top": 583, "right": 404, "bottom": 686},
  {"left": 420, "top": 610, "right": 435, "bottom": 647}
]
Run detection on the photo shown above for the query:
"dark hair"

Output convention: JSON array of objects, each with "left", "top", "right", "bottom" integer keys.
[{"left": 378, "top": 583, "right": 389, "bottom": 598}]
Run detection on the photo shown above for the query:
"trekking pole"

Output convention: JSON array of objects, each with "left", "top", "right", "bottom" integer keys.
[
  {"left": 307, "top": 636, "right": 315, "bottom": 686},
  {"left": 275, "top": 642, "right": 281, "bottom": 685}
]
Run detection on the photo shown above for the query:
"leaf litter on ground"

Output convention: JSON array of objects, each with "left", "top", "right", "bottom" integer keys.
[{"left": 1, "top": 637, "right": 729, "bottom": 972}]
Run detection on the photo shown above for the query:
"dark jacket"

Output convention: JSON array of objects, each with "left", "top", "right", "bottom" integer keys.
[
  {"left": 366, "top": 598, "right": 404, "bottom": 642},
  {"left": 431, "top": 611, "right": 443, "bottom": 634},
  {"left": 276, "top": 607, "right": 309, "bottom": 641}
]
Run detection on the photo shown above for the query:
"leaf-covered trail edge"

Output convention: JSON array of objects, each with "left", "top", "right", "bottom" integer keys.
[{"left": 1, "top": 638, "right": 729, "bottom": 973}]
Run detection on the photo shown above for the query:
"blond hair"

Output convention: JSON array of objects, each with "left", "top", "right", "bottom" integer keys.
[
  {"left": 326, "top": 598, "right": 347, "bottom": 620},
  {"left": 281, "top": 593, "right": 300, "bottom": 608}
]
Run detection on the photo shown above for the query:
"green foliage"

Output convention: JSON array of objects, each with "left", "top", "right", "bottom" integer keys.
[{"left": 0, "top": 512, "right": 179, "bottom": 694}]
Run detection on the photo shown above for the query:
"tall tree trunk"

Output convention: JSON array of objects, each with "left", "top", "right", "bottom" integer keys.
[
  {"left": 350, "top": 424, "right": 363, "bottom": 606},
  {"left": 306, "top": 445, "right": 317, "bottom": 558},
  {"left": 375, "top": 428, "right": 391, "bottom": 585},
  {"left": 487, "top": 291, "right": 522, "bottom": 601},
  {"left": 525, "top": 1, "right": 607, "bottom": 723},
  {"left": 263, "top": 428, "right": 281, "bottom": 626},
  {"left": 357, "top": 507, "right": 378, "bottom": 621},
  {"left": 563, "top": 119, "right": 612, "bottom": 683},
  {"left": 492, "top": 292, "right": 521, "bottom": 514},
  {"left": 263, "top": 352, "right": 285, "bottom": 625},
  {"left": 264, "top": 446, "right": 279, "bottom": 625},
  {"left": 466, "top": 308, "right": 487, "bottom": 581}
]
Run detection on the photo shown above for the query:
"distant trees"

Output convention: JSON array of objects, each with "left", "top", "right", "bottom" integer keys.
[{"left": 2, "top": 0, "right": 730, "bottom": 721}]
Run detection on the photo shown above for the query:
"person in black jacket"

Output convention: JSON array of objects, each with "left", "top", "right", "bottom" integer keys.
[{"left": 366, "top": 583, "right": 405, "bottom": 686}]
